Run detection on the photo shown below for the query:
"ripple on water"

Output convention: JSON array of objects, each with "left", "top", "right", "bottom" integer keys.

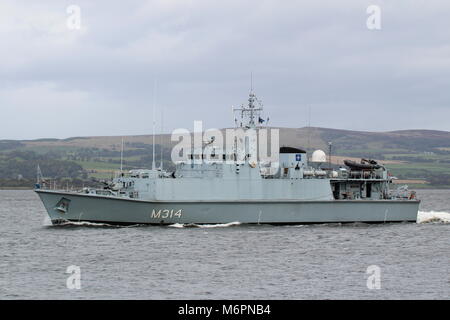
[{"left": 0, "top": 189, "right": 449, "bottom": 299}]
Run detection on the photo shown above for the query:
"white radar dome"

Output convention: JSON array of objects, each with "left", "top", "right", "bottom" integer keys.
[{"left": 311, "top": 150, "right": 327, "bottom": 163}]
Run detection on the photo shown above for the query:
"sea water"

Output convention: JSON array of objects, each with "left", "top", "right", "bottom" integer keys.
[{"left": 0, "top": 189, "right": 448, "bottom": 299}]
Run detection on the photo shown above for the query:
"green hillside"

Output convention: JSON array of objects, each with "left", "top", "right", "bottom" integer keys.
[{"left": 1, "top": 127, "right": 449, "bottom": 189}]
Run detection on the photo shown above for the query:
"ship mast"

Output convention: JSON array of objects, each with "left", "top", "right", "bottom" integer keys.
[
  {"left": 120, "top": 137, "right": 124, "bottom": 172},
  {"left": 36, "top": 164, "right": 42, "bottom": 185},
  {"left": 231, "top": 85, "right": 267, "bottom": 164},
  {"left": 152, "top": 80, "right": 156, "bottom": 170},
  {"left": 233, "top": 90, "right": 264, "bottom": 129}
]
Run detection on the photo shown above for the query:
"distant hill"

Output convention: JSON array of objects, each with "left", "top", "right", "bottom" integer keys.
[
  {"left": 1, "top": 127, "right": 449, "bottom": 188},
  {"left": 8, "top": 127, "right": 450, "bottom": 152}
]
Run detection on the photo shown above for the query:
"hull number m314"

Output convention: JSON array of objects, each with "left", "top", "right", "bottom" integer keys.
[{"left": 151, "top": 209, "right": 182, "bottom": 219}]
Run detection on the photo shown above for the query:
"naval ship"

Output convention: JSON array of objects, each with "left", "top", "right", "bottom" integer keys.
[{"left": 35, "top": 91, "right": 420, "bottom": 225}]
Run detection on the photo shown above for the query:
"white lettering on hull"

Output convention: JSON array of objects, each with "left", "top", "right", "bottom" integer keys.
[{"left": 151, "top": 209, "right": 182, "bottom": 219}]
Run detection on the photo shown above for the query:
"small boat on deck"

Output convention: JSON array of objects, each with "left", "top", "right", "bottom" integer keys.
[{"left": 343, "top": 159, "right": 382, "bottom": 171}]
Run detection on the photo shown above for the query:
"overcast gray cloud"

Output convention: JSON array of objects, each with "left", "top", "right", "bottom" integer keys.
[{"left": 0, "top": 0, "right": 449, "bottom": 139}]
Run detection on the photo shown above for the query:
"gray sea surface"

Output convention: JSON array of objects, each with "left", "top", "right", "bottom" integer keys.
[{"left": 0, "top": 189, "right": 449, "bottom": 299}]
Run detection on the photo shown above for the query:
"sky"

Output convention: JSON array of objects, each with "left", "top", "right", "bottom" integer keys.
[{"left": 0, "top": 0, "right": 449, "bottom": 139}]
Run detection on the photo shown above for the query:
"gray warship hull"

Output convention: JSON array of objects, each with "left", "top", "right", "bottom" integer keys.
[{"left": 36, "top": 190, "right": 420, "bottom": 225}]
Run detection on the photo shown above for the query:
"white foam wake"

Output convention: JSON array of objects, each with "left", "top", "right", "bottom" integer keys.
[
  {"left": 168, "top": 221, "right": 241, "bottom": 228},
  {"left": 417, "top": 211, "right": 450, "bottom": 224},
  {"left": 62, "top": 221, "right": 115, "bottom": 227},
  {"left": 45, "top": 219, "right": 119, "bottom": 227}
]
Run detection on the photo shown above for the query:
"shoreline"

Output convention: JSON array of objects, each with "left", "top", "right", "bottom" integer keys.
[{"left": 1, "top": 186, "right": 448, "bottom": 191}]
